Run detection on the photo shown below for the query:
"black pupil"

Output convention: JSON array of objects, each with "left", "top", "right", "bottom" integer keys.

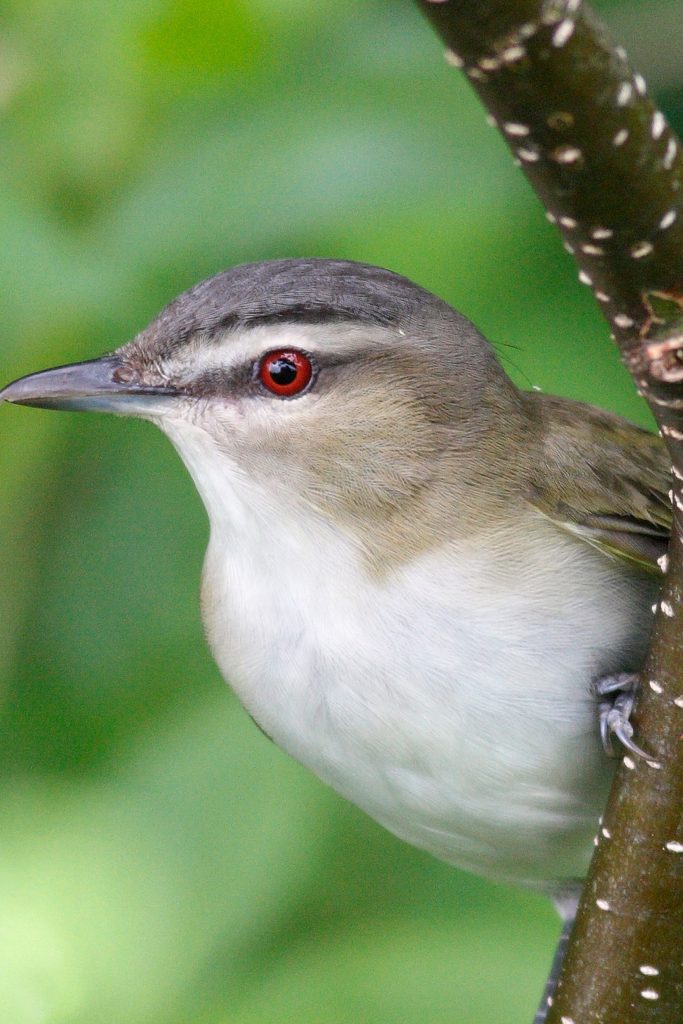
[{"left": 269, "top": 357, "right": 298, "bottom": 385}]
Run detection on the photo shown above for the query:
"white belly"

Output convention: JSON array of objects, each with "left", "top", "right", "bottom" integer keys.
[{"left": 200, "top": 499, "right": 653, "bottom": 891}]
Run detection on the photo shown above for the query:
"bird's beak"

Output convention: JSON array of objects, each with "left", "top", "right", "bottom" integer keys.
[{"left": 0, "top": 355, "right": 178, "bottom": 415}]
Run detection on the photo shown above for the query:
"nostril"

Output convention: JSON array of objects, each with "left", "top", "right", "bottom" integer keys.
[{"left": 112, "top": 365, "right": 138, "bottom": 385}]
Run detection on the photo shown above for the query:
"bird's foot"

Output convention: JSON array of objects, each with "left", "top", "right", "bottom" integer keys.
[{"left": 594, "top": 672, "right": 650, "bottom": 761}]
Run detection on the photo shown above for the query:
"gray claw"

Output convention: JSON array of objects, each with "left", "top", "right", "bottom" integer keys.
[
  {"left": 594, "top": 672, "right": 638, "bottom": 698},
  {"left": 614, "top": 724, "right": 651, "bottom": 761},
  {"left": 596, "top": 673, "right": 651, "bottom": 761},
  {"left": 599, "top": 700, "right": 614, "bottom": 756}
]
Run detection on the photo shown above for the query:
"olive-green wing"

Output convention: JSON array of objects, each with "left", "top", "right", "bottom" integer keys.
[{"left": 525, "top": 393, "right": 671, "bottom": 574}]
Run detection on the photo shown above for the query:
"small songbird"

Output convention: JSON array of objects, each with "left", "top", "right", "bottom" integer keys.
[{"left": 0, "top": 258, "right": 670, "bottom": 912}]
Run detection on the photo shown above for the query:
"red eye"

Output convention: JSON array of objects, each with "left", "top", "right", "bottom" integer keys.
[{"left": 258, "top": 349, "right": 314, "bottom": 397}]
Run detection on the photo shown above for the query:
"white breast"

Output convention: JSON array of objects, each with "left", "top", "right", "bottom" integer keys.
[
  {"left": 164, "top": 417, "right": 651, "bottom": 890},
  {"left": 204, "top": 503, "right": 654, "bottom": 888}
]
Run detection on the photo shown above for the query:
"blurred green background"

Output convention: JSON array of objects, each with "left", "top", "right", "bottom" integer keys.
[{"left": 1, "top": 2, "right": 682, "bottom": 1022}]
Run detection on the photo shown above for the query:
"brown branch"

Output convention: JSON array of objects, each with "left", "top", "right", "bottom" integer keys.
[{"left": 414, "top": 1, "right": 683, "bottom": 1022}]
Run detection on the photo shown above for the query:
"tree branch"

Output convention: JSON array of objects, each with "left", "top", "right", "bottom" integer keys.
[{"left": 414, "top": 1, "right": 683, "bottom": 1021}]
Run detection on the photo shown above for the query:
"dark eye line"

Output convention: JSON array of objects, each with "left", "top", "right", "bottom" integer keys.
[
  {"left": 183, "top": 365, "right": 252, "bottom": 398},
  {"left": 181, "top": 349, "right": 371, "bottom": 400}
]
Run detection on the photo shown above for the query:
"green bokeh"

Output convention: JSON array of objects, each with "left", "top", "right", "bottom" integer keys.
[{"left": 0, "top": 2, "right": 680, "bottom": 1022}]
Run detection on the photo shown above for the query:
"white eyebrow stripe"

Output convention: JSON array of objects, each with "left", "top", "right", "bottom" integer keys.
[{"left": 160, "top": 322, "right": 389, "bottom": 382}]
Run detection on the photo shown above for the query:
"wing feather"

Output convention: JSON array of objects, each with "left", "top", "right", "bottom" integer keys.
[{"left": 524, "top": 393, "right": 671, "bottom": 574}]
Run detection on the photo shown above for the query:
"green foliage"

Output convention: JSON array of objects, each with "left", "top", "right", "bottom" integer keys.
[{"left": 0, "top": 2, "right": 679, "bottom": 1021}]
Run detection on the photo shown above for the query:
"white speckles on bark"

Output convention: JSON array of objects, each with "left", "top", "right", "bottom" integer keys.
[
  {"left": 551, "top": 144, "right": 583, "bottom": 164},
  {"left": 651, "top": 111, "right": 666, "bottom": 140},
  {"left": 630, "top": 241, "right": 654, "bottom": 259},
  {"left": 552, "top": 19, "right": 575, "bottom": 47},
  {"left": 444, "top": 48, "right": 464, "bottom": 68},
  {"left": 504, "top": 122, "right": 530, "bottom": 136},
  {"left": 663, "top": 138, "right": 677, "bottom": 170}
]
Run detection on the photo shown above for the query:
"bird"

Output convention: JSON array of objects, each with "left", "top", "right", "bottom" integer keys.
[{"left": 0, "top": 257, "right": 670, "bottom": 994}]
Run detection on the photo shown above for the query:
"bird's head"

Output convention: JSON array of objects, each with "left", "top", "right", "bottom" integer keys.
[{"left": 1, "top": 259, "right": 521, "bottom": 556}]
